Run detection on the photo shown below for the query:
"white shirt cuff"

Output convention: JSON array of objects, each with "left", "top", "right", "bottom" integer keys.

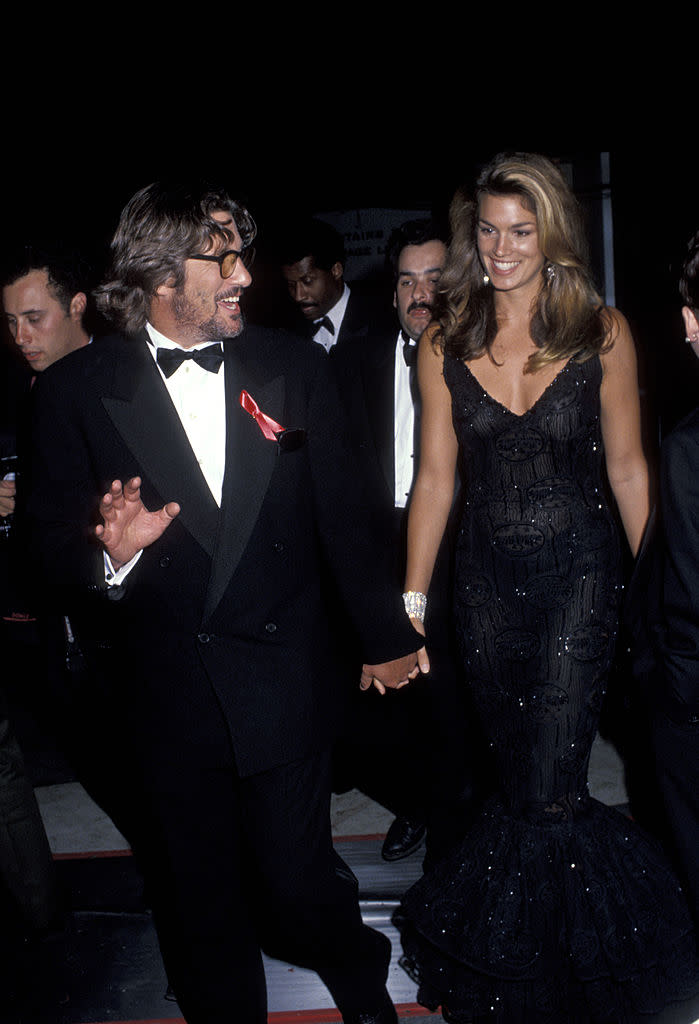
[{"left": 104, "top": 549, "right": 143, "bottom": 585}]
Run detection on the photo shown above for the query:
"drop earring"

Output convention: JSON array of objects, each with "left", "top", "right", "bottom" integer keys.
[{"left": 545, "top": 263, "right": 557, "bottom": 282}]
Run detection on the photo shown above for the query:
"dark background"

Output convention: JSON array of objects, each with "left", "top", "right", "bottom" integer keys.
[{"left": 2, "top": 140, "right": 697, "bottom": 449}]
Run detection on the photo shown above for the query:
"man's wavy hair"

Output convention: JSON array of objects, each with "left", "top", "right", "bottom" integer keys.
[
  {"left": 95, "top": 181, "right": 257, "bottom": 334},
  {"left": 434, "top": 152, "right": 614, "bottom": 373}
]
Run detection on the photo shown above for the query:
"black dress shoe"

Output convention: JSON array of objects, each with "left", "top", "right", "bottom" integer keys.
[
  {"left": 342, "top": 986, "right": 398, "bottom": 1023},
  {"left": 381, "top": 816, "right": 426, "bottom": 861}
]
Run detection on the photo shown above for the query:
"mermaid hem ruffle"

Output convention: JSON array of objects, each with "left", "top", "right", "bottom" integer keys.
[{"left": 395, "top": 797, "right": 699, "bottom": 1022}]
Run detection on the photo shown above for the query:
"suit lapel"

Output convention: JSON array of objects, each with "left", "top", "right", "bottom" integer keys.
[
  {"left": 364, "top": 336, "right": 397, "bottom": 501},
  {"left": 202, "top": 346, "right": 282, "bottom": 623},
  {"left": 97, "top": 331, "right": 284, "bottom": 622},
  {"left": 100, "top": 333, "right": 220, "bottom": 557}
]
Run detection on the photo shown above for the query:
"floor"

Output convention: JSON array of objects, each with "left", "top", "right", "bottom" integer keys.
[
  {"left": 1, "top": 734, "right": 692, "bottom": 1024},
  {"left": 3, "top": 673, "right": 699, "bottom": 1023}
]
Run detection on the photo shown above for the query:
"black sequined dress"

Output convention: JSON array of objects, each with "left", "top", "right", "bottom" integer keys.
[{"left": 396, "top": 354, "right": 699, "bottom": 1022}]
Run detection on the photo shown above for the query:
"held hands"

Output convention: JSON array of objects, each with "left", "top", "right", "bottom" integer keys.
[
  {"left": 95, "top": 477, "right": 179, "bottom": 568},
  {"left": 0, "top": 478, "right": 16, "bottom": 517},
  {"left": 360, "top": 619, "right": 430, "bottom": 695}
]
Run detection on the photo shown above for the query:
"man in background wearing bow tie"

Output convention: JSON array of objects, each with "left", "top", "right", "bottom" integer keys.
[
  {"left": 333, "top": 220, "right": 480, "bottom": 869},
  {"left": 279, "top": 217, "right": 380, "bottom": 355},
  {"left": 25, "top": 182, "right": 424, "bottom": 1024}
]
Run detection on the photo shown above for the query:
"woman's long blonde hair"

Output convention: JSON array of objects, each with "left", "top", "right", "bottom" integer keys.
[{"left": 435, "top": 152, "right": 614, "bottom": 372}]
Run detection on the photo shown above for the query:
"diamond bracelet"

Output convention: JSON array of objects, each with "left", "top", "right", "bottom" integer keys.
[{"left": 402, "top": 590, "right": 427, "bottom": 622}]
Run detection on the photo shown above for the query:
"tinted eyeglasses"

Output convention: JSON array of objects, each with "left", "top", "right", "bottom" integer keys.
[{"left": 188, "top": 247, "right": 255, "bottom": 278}]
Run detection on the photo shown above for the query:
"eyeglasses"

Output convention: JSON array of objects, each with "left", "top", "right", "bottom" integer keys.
[{"left": 187, "top": 247, "right": 255, "bottom": 278}]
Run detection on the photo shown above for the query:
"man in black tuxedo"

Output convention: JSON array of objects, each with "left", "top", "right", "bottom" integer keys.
[
  {"left": 1, "top": 244, "right": 92, "bottom": 541},
  {"left": 629, "top": 233, "right": 699, "bottom": 927},
  {"left": 25, "top": 183, "right": 423, "bottom": 1024},
  {"left": 1, "top": 244, "right": 140, "bottom": 848},
  {"left": 279, "top": 217, "right": 379, "bottom": 355},
  {"left": 333, "top": 220, "right": 478, "bottom": 868},
  {"left": 0, "top": 243, "right": 96, "bottom": 943}
]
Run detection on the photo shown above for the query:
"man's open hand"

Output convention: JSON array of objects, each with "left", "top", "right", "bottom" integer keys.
[{"left": 95, "top": 477, "right": 179, "bottom": 568}]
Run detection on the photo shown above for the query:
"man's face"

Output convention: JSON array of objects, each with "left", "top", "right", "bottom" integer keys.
[
  {"left": 153, "top": 211, "right": 252, "bottom": 348},
  {"left": 3, "top": 268, "right": 87, "bottom": 371},
  {"left": 393, "top": 240, "right": 447, "bottom": 342},
  {"left": 282, "top": 255, "right": 344, "bottom": 320}
]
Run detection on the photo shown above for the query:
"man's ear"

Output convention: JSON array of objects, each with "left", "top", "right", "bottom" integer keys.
[
  {"left": 155, "top": 278, "right": 176, "bottom": 298},
  {"left": 331, "top": 261, "right": 344, "bottom": 283},
  {"left": 70, "top": 292, "right": 88, "bottom": 321},
  {"left": 682, "top": 305, "right": 699, "bottom": 341}
]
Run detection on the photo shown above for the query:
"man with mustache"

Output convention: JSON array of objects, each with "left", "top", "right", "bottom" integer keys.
[
  {"left": 25, "top": 182, "right": 423, "bottom": 1024},
  {"left": 334, "top": 220, "right": 479, "bottom": 867}
]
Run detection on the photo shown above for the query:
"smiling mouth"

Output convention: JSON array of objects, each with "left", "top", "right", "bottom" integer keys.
[{"left": 491, "top": 260, "right": 520, "bottom": 272}]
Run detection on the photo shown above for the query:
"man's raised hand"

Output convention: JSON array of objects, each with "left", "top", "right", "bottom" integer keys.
[{"left": 95, "top": 477, "right": 179, "bottom": 569}]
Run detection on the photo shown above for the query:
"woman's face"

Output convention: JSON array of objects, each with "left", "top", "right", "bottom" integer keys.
[{"left": 476, "top": 193, "right": 546, "bottom": 296}]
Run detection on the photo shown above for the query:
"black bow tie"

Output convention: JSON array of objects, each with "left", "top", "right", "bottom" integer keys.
[
  {"left": 311, "top": 316, "right": 334, "bottom": 337},
  {"left": 156, "top": 343, "right": 224, "bottom": 378},
  {"left": 402, "top": 334, "right": 417, "bottom": 367}
]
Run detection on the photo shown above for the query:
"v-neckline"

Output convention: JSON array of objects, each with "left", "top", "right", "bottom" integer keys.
[{"left": 460, "top": 356, "right": 576, "bottom": 419}]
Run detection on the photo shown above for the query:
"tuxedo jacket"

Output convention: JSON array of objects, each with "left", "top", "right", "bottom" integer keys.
[
  {"left": 288, "top": 286, "right": 386, "bottom": 358},
  {"left": 25, "top": 327, "right": 420, "bottom": 777},
  {"left": 333, "top": 329, "right": 406, "bottom": 524},
  {"left": 333, "top": 328, "right": 461, "bottom": 651},
  {"left": 627, "top": 405, "right": 699, "bottom": 720},
  {"left": 333, "top": 287, "right": 377, "bottom": 352}
]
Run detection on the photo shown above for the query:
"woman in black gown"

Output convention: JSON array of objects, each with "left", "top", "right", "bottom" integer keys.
[{"left": 395, "top": 154, "right": 699, "bottom": 1022}]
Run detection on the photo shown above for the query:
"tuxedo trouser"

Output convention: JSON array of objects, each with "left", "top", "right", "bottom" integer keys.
[
  {"left": 136, "top": 743, "right": 390, "bottom": 1024},
  {"left": 0, "top": 689, "right": 57, "bottom": 934},
  {"left": 333, "top": 518, "right": 478, "bottom": 838},
  {"left": 651, "top": 709, "right": 699, "bottom": 928}
]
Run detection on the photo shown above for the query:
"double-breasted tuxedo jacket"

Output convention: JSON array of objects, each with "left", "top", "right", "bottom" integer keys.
[
  {"left": 25, "top": 323, "right": 422, "bottom": 1019},
  {"left": 26, "top": 326, "right": 419, "bottom": 777}
]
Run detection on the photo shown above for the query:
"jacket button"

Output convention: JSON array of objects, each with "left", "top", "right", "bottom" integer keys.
[
  {"left": 197, "top": 632, "right": 212, "bottom": 644},
  {"left": 264, "top": 623, "right": 277, "bottom": 634},
  {"left": 273, "top": 542, "right": 285, "bottom": 553},
  {"left": 159, "top": 556, "right": 171, "bottom": 568}
]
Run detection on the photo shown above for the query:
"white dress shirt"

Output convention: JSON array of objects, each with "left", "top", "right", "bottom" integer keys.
[
  {"left": 144, "top": 322, "right": 226, "bottom": 505},
  {"left": 105, "top": 323, "right": 226, "bottom": 584},
  {"left": 312, "top": 284, "right": 350, "bottom": 353},
  {"left": 393, "top": 331, "right": 417, "bottom": 508}
]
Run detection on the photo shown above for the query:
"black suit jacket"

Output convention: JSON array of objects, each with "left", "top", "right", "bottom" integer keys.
[
  {"left": 25, "top": 327, "right": 420, "bottom": 777},
  {"left": 288, "top": 286, "right": 387, "bottom": 359},
  {"left": 627, "top": 405, "right": 699, "bottom": 720},
  {"left": 333, "top": 287, "right": 378, "bottom": 352},
  {"left": 334, "top": 329, "right": 407, "bottom": 522},
  {"left": 334, "top": 326, "right": 461, "bottom": 646}
]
